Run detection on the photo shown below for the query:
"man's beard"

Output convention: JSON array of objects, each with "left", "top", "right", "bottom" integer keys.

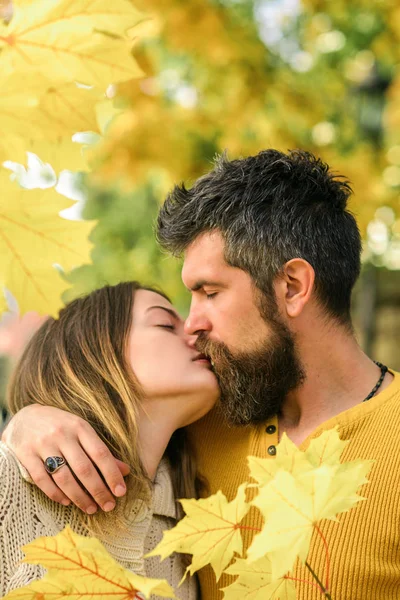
[{"left": 195, "top": 297, "right": 305, "bottom": 426}]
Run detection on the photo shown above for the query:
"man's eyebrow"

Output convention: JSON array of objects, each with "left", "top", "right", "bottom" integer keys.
[
  {"left": 145, "top": 305, "right": 180, "bottom": 320},
  {"left": 189, "top": 280, "right": 223, "bottom": 292}
]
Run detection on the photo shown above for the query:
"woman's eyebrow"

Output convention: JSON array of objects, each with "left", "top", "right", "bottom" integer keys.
[{"left": 145, "top": 305, "right": 180, "bottom": 320}]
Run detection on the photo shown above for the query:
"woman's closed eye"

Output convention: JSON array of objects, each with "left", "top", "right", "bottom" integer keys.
[{"left": 156, "top": 323, "right": 176, "bottom": 330}]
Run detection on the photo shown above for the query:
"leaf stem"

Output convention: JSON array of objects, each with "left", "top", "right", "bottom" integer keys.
[
  {"left": 315, "top": 524, "right": 331, "bottom": 591},
  {"left": 305, "top": 561, "right": 333, "bottom": 599},
  {"left": 284, "top": 574, "right": 323, "bottom": 591}
]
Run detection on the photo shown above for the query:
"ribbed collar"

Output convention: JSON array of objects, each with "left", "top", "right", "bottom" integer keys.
[{"left": 152, "top": 458, "right": 178, "bottom": 519}]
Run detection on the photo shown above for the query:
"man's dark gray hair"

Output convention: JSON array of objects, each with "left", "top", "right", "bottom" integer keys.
[{"left": 157, "top": 149, "right": 362, "bottom": 325}]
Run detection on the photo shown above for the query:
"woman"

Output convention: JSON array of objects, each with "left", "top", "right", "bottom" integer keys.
[{"left": 0, "top": 281, "right": 218, "bottom": 598}]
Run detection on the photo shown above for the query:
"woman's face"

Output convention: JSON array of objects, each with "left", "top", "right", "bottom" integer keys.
[{"left": 127, "top": 289, "right": 219, "bottom": 428}]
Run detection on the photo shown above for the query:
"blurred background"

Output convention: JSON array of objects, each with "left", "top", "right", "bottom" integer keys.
[{"left": 1, "top": 0, "right": 400, "bottom": 430}]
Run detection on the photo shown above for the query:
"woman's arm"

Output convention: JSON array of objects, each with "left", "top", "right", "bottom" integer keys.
[
  {"left": 2, "top": 406, "right": 129, "bottom": 513},
  {"left": 0, "top": 443, "right": 46, "bottom": 595}
]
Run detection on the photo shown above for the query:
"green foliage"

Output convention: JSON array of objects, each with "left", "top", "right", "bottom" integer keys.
[{"left": 64, "top": 176, "right": 188, "bottom": 310}]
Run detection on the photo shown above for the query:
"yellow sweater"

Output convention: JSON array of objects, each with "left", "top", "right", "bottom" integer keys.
[{"left": 189, "top": 370, "right": 400, "bottom": 600}]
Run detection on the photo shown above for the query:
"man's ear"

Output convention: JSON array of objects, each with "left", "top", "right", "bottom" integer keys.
[{"left": 275, "top": 259, "right": 315, "bottom": 318}]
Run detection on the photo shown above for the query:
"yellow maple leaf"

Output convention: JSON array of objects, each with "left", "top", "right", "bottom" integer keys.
[
  {"left": 37, "top": 83, "right": 101, "bottom": 138},
  {"left": 0, "top": 58, "right": 115, "bottom": 165},
  {"left": 0, "top": 170, "right": 94, "bottom": 316},
  {"left": 0, "top": 72, "right": 48, "bottom": 162},
  {"left": 0, "top": 0, "right": 142, "bottom": 87},
  {"left": 2, "top": 525, "right": 175, "bottom": 599},
  {"left": 247, "top": 459, "right": 372, "bottom": 578},
  {"left": 95, "top": 99, "right": 126, "bottom": 135},
  {"left": 248, "top": 427, "right": 352, "bottom": 488},
  {"left": 304, "top": 427, "right": 350, "bottom": 468},
  {"left": 14, "top": 139, "right": 91, "bottom": 175},
  {"left": 248, "top": 434, "right": 312, "bottom": 487},
  {"left": 0, "top": 78, "right": 103, "bottom": 164},
  {"left": 147, "top": 484, "right": 250, "bottom": 582},
  {"left": 222, "top": 557, "right": 296, "bottom": 600},
  {"left": 13, "top": 0, "right": 144, "bottom": 37}
]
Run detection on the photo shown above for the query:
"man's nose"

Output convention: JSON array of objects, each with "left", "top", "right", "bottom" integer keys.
[{"left": 184, "top": 309, "right": 211, "bottom": 337}]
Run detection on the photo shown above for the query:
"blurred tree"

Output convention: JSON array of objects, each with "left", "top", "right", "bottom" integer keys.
[
  {"left": 64, "top": 0, "right": 400, "bottom": 309},
  {"left": 3, "top": 0, "right": 400, "bottom": 313},
  {"left": 64, "top": 175, "right": 188, "bottom": 310}
]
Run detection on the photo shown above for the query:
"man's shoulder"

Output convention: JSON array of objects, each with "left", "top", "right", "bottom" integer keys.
[
  {"left": 369, "top": 368, "right": 400, "bottom": 416},
  {"left": 388, "top": 369, "right": 400, "bottom": 389}
]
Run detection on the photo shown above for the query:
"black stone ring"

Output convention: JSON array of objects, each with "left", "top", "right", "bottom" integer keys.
[{"left": 44, "top": 456, "right": 67, "bottom": 475}]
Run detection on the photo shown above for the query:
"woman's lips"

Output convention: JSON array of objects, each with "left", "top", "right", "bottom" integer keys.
[
  {"left": 192, "top": 353, "right": 212, "bottom": 365},
  {"left": 192, "top": 354, "right": 216, "bottom": 371}
]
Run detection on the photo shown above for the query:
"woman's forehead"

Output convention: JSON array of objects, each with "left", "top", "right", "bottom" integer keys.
[{"left": 133, "top": 289, "right": 179, "bottom": 318}]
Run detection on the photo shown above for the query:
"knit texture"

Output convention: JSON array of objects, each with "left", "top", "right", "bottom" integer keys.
[
  {"left": 189, "top": 370, "right": 400, "bottom": 599},
  {"left": 0, "top": 444, "right": 197, "bottom": 600}
]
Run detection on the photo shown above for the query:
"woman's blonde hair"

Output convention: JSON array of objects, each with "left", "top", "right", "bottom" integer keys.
[{"left": 7, "top": 281, "right": 203, "bottom": 531}]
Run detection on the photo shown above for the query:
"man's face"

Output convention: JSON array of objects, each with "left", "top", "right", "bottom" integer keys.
[
  {"left": 182, "top": 231, "right": 304, "bottom": 425},
  {"left": 182, "top": 231, "right": 271, "bottom": 352}
]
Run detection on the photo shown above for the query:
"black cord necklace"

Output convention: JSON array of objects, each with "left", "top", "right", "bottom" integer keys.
[{"left": 363, "top": 361, "right": 388, "bottom": 402}]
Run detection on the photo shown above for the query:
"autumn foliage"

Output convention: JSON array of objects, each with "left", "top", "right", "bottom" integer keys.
[
  {"left": 2, "top": 525, "right": 175, "bottom": 600},
  {"left": 1, "top": 0, "right": 400, "bottom": 317},
  {"left": 0, "top": 0, "right": 142, "bottom": 316},
  {"left": 2, "top": 428, "right": 372, "bottom": 599},
  {"left": 147, "top": 427, "right": 372, "bottom": 599}
]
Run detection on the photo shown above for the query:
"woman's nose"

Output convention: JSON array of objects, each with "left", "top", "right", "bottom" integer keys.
[{"left": 184, "top": 333, "right": 198, "bottom": 349}]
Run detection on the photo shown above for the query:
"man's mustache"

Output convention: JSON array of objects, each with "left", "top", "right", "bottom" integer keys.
[
  {"left": 195, "top": 332, "right": 211, "bottom": 354},
  {"left": 195, "top": 333, "right": 230, "bottom": 362}
]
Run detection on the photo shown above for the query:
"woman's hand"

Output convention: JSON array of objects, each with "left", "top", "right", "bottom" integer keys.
[{"left": 1, "top": 405, "right": 129, "bottom": 514}]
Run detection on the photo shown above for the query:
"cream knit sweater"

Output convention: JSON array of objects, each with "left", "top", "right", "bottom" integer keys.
[{"left": 0, "top": 443, "right": 197, "bottom": 599}]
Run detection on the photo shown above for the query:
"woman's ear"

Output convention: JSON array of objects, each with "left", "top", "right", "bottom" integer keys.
[{"left": 275, "top": 258, "right": 315, "bottom": 318}]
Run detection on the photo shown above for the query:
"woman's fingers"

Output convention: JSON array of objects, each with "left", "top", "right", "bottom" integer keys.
[
  {"left": 3, "top": 406, "right": 129, "bottom": 511},
  {"left": 54, "top": 440, "right": 119, "bottom": 513},
  {"left": 76, "top": 422, "right": 129, "bottom": 501},
  {"left": 25, "top": 453, "right": 71, "bottom": 506},
  {"left": 116, "top": 459, "right": 131, "bottom": 477},
  {"left": 50, "top": 461, "right": 100, "bottom": 514},
  {"left": 37, "top": 445, "right": 99, "bottom": 514}
]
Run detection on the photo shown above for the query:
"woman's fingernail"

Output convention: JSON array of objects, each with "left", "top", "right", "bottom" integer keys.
[
  {"left": 62, "top": 499, "right": 71, "bottom": 506},
  {"left": 86, "top": 505, "right": 98, "bottom": 514},
  {"left": 104, "top": 501, "right": 115, "bottom": 512},
  {"left": 115, "top": 484, "right": 126, "bottom": 497}
]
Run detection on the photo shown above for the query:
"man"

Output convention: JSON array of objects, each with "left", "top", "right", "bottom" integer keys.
[{"left": 3, "top": 150, "right": 400, "bottom": 599}]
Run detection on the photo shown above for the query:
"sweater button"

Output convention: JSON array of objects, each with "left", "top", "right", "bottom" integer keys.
[
  {"left": 268, "top": 445, "right": 276, "bottom": 456},
  {"left": 266, "top": 425, "right": 276, "bottom": 434}
]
